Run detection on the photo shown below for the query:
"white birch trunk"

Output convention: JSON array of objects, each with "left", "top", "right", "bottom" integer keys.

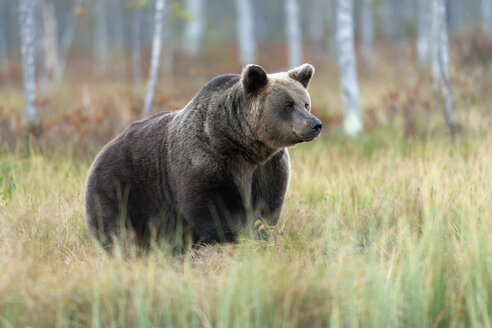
[
  {"left": 41, "top": 0, "right": 60, "bottom": 89},
  {"left": 359, "top": 0, "right": 374, "bottom": 67},
  {"left": 184, "top": 0, "right": 204, "bottom": 56},
  {"left": 482, "top": 0, "right": 492, "bottom": 32},
  {"left": 19, "top": 0, "right": 38, "bottom": 125},
  {"left": 417, "top": 0, "right": 431, "bottom": 66},
  {"left": 431, "top": 0, "right": 446, "bottom": 84},
  {"left": 132, "top": 7, "right": 143, "bottom": 91},
  {"left": 143, "top": 0, "right": 166, "bottom": 117},
  {"left": 336, "top": 0, "right": 362, "bottom": 137},
  {"left": 285, "top": 0, "right": 302, "bottom": 68},
  {"left": 236, "top": 0, "right": 256, "bottom": 65},
  {"left": 431, "top": 0, "right": 454, "bottom": 133}
]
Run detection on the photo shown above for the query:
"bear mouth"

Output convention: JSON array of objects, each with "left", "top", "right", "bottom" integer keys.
[{"left": 294, "top": 130, "right": 321, "bottom": 143}]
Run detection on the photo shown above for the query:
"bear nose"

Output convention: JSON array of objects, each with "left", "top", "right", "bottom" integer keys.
[{"left": 311, "top": 120, "right": 322, "bottom": 133}]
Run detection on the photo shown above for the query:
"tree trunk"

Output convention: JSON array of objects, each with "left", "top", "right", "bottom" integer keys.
[
  {"left": 359, "top": 0, "right": 374, "bottom": 68},
  {"left": 431, "top": 0, "right": 446, "bottom": 84},
  {"left": 236, "top": 0, "right": 256, "bottom": 65},
  {"left": 184, "top": 0, "right": 204, "bottom": 56},
  {"left": 19, "top": 0, "right": 38, "bottom": 126},
  {"left": 431, "top": 0, "right": 454, "bottom": 134},
  {"left": 336, "top": 0, "right": 362, "bottom": 137},
  {"left": 143, "top": 0, "right": 166, "bottom": 117},
  {"left": 132, "top": 7, "right": 143, "bottom": 91},
  {"left": 417, "top": 0, "right": 431, "bottom": 66},
  {"left": 285, "top": 0, "right": 302, "bottom": 68}
]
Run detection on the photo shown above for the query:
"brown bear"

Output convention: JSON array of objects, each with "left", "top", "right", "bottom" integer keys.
[{"left": 85, "top": 63, "right": 322, "bottom": 249}]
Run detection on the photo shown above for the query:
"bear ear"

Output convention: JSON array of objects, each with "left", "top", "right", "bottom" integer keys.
[
  {"left": 241, "top": 64, "right": 268, "bottom": 94},
  {"left": 288, "top": 63, "right": 315, "bottom": 88}
]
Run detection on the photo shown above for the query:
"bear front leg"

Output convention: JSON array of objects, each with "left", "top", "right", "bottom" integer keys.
[
  {"left": 179, "top": 183, "right": 248, "bottom": 245},
  {"left": 85, "top": 192, "right": 126, "bottom": 250},
  {"left": 252, "top": 149, "right": 290, "bottom": 226}
]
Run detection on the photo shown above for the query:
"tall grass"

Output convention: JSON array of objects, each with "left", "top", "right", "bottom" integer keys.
[{"left": 0, "top": 123, "right": 490, "bottom": 327}]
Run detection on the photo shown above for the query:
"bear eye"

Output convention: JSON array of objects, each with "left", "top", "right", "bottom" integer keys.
[
  {"left": 284, "top": 102, "right": 294, "bottom": 112},
  {"left": 305, "top": 103, "right": 309, "bottom": 110}
]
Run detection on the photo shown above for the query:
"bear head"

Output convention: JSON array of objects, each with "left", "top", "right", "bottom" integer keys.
[{"left": 240, "top": 63, "right": 322, "bottom": 150}]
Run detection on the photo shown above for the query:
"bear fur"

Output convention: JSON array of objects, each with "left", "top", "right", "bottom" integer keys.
[{"left": 85, "top": 63, "right": 322, "bottom": 249}]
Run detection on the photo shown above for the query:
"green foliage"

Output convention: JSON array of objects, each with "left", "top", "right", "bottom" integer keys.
[
  {"left": 169, "top": 1, "right": 193, "bottom": 21},
  {"left": 124, "top": 0, "right": 203, "bottom": 21},
  {"left": 126, "top": 0, "right": 149, "bottom": 10},
  {"left": 0, "top": 169, "right": 15, "bottom": 205}
]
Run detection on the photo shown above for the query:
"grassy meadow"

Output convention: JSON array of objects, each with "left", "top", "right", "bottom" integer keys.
[{"left": 0, "top": 58, "right": 491, "bottom": 327}]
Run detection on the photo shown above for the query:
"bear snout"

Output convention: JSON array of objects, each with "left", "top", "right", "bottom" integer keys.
[
  {"left": 293, "top": 117, "right": 322, "bottom": 142},
  {"left": 311, "top": 119, "right": 322, "bottom": 134}
]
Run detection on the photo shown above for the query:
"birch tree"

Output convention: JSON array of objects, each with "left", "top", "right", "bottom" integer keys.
[
  {"left": 417, "top": 0, "right": 431, "bottom": 66},
  {"left": 285, "top": 0, "right": 302, "bottom": 68},
  {"left": 431, "top": 0, "right": 454, "bottom": 134},
  {"left": 336, "top": 0, "right": 362, "bottom": 137},
  {"left": 236, "top": 0, "right": 256, "bottom": 65},
  {"left": 184, "top": 0, "right": 204, "bottom": 55},
  {"left": 143, "top": 0, "right": 166, "bottom": 117},
  {"left": 359, "top": 0, "right": 374, "bottom": 67},
  {"left": 19, "top": 0, "right": 38, "bottom": 126}
]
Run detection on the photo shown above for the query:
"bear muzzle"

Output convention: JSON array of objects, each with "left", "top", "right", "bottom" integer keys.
[
  {"left": 296, "top": 117, "right": 322, "bottom": 142},
  {"left": 311, "top": 119, "right": 323, "bottom": 135},
  {"left": 302, "top": 116, "right": 323, "bottom": 141}
]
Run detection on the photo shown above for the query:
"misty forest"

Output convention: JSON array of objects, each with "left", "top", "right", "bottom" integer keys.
[{"left": 0, "top": 0, "right": 491, "bottom": 326}]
